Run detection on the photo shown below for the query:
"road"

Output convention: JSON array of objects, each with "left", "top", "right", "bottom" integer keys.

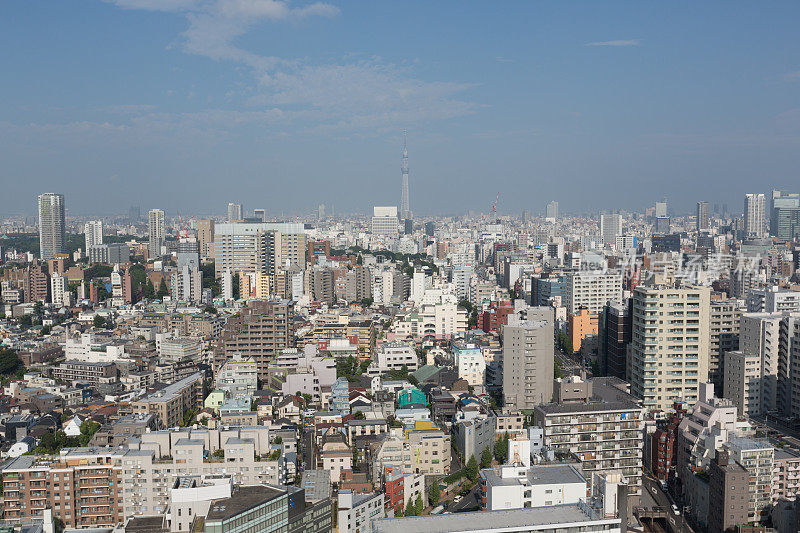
[
  {"left": 641, "top": 476, "right": 694, "bottom": 533},
  {"left": 555, "top": 348, "right": 583, "bottom": 376},
  {"left": 448, "top": 484, "right": 481, "bottom": 513}
]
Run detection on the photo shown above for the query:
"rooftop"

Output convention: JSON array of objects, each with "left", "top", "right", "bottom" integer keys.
[
  {"left": 372, "top": 504, "right": 618, "bottom": 532},
  {"left": 482, "top": 464, "right": 586, "bottom": 488},
  {"left": 206, "top": 485, "right": 285, "bottom": 522},
  {"left": 536, "top": 399, "right": 641, "bottom": 415}
]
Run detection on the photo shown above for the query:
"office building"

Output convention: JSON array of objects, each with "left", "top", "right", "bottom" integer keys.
[
  {"left": 746, "top": 286, "right": 800, "bottom": 313},
  {"left": 502, "top": 313, "right": 555, "bottom": 410},
  {"left": 565, "top": 271, "right": 623, "bottom": 314},
  {"left": 629, "top": 285, "right": 711, "bottom": 411},
  {"left": 38, "top": 193, "right": 65, "bottom": 260},
  {"left": 227, "top": 202, "right": 243, "bottom": 222},
  {"left": 599, "top": 300, "right": 632, "bottom": 380},
  {"left": 84, "top": 220, "right": 103, "bottom": 249},
  {"left": 696, "top": 201, "right": 710, "bottom": 232},
  {"left": 600, "top": 213, "right": 622, "bottom": 246},
  {"left": 655, "top": 200, "right": 668, "bottom": 218},
  {"left": 253, "top": 208, "right": 266, "bottom": 222},
  {"left": 88, "top": 243, "right": 130, "bottom": 264},
  {"left": 770, "top": 189, "right": 800, "bottom": 242},
  {"left": 546, "top": 200, "right": 558, "bottom": 221},
  {"left": 744, "top": 193, "right": 766, "bottom": 238},
  {"left": 148, "top": 208, "right": 165, "bottom": 258},
  {"left": 371, "top": 206, "right": 399, "bottom": 238},
  {"left": 568, "top": 307, "right": 598, "bottom": 354},
  {"left": 654, "top": 216, "right": 671, "bottom": 234}
]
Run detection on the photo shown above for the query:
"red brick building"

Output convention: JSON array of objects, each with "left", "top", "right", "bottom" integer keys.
[
  {"left": 651, "top": 401, "right": 687, "bottom": 483},
  {"left": 384, "top": 465, "right": 404, "bottom": 512},
  {"left": 478, "top": 300, "right": 514, "bottom": 334}
]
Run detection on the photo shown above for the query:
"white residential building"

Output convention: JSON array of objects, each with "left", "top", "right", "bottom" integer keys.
[
  {"left": 565, "top": 271, "right": 623, "bottom": 314},
  {"left": 480, "top": 463, "right": 587, "bottom": 511},
  {"left": 50, "top": 272, "right": 67, "bottom": 307},
  {"left": 338, "top": 490, "right": 384, "bottom": 533},
  {"left": 370, "top": 342, "right": 418, "bottom": 374},
  {"left": 452, "top": 340, "right": 486, "bottom": 386},
  {"left": 84, "top": 220, "right": 104, "bottom": 249}
]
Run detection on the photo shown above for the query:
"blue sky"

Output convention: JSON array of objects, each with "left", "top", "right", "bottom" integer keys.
[{"left": 2, "top": 1, "right": 800, "bottom": 217}]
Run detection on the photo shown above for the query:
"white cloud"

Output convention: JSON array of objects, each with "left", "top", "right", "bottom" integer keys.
[
  {"left": 585, "top": 39, "right": 640, "bottom": 47},
  {"left": 103, "top": 0, "right": 475, "bottom": 133}
]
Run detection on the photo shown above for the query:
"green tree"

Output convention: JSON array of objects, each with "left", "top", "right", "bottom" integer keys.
[
  {"left": 353, "top": 410, "right": 365, "bottom": 420},
  {"left": 203, "top": 305, "right": 218, "bottom": 315},
  {"left": 157, "top": 279, "right": 169, "bottom": 298},
  {"left": 405, "top": 499, "right": 415, "bottom": 516},
  {"left": 19, "top": 315, "right": 32, "bottom": 327},
  {"left": 466, "top": 455, "right": 479, "bottom": 482},
  {"left": 481, "top": 446, "right": 493, "bottom": 469},
  {"left": 143, "top": 279, "right": 155, "bottom": 299},
  {"left": 414, "top": 494, "right": 423, "bottom": 515},
  {"left": 93, "top": 315, "right": 106, "bottom": 329},
  {"left": 360, "top": 297, "right": 373, "bottom": 307},
  {"left": 0, "top": 348, "right": 23, "bottom": 375},
  {"left": 428, "top": 481, "right": 440, "bottom": 507},
  {"left": 493, "top": 433, "right": 509, "bottom": 463}
]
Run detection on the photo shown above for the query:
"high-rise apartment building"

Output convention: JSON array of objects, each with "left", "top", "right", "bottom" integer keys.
[
  {"left": 50, "top": 272, "right": 67, "bottom": 307},
  {"left": 227, "top": 202, "right": 243, "bottom": 222},
  {"left": 533, "top": 381, "right": 645, "bottom": 501},
  {"left": 84, "top": 220, "right": 103, "bottom": 250},
  {"left": 629, "top": 284, "right": 711, "bottom": 411},
  {"left": 221, "top": 299, "right": 295, "bottom": 381},
  {"left": 565, "top": 270, "right": 623, "bottom": 314},
  {"left": 600, "top": 213, "right": 622, "bottom": 246},
  {"left": 709, "top": 298, "right": 742, "bottom": 392},
  {"left": 502, "top": 311, "right": 555, "bottom": 410},
  {"left": 38, "top": 193, "right": 65, "bottom": 260},
  {"left": 744, "top": 193, "right": 766, "bottom": 237},
  {"left": 371, "top": 206, "right": 399, "bottom": 238},
  {"left": 736, "top": 313, "right": 780, "bottom": 414},
  {"left": 148, "top": 208, "right": 165, "bottom": 258},
  {"left": 696, "top": 201, "right": 710, "bottom": 232},
  {"left": 770, "top": 190, "right": 800, "bottom": 242},
  {"left": 708, "top": 451, "right": 749, "bottom": 533},
  {"left": 197, "top": 219, "right": 215, "bottom": 258},
  {"left": 212, "top": 222, "right": 306, "bottom": 277}
]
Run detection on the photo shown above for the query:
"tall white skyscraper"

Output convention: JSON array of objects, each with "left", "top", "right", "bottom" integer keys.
[
  {"left": 228, "top": 203, "right": 243, "bottom": 222},
  {"left": 148, "top": 209, "right": 165, "bottom": 258},
  {"left": 400, "top": 131, "right": 410, "bottom": 220},
  {"left": 655, "top": 200, "right": 668, "bottom": 218},
  {"left": 744, "top": 193, "right": 766, "bottom": 237},
  {"left": 546, "top": 201, "right": 558, "bottom": 221},
  {"left": 38, "top": 193, "right": 65, "bottom": 260},
  {"left": 600, "top": 213, "right": 622, "bottom": 246},
  {"left": 696, "top": 201, "right": 710, "bottom": 232},
  {"left": 84, "top": 220, "right": 104, "bottom": 250}
]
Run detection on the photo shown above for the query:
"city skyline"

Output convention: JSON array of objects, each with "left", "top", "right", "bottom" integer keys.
[{"left": 3, "top": 2, "right": 800, "bottom": 215}]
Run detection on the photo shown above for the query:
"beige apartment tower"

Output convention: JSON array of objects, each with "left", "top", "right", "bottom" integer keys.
[{"left": 629, "top": 284, "right": 711, "bottom": 411}]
